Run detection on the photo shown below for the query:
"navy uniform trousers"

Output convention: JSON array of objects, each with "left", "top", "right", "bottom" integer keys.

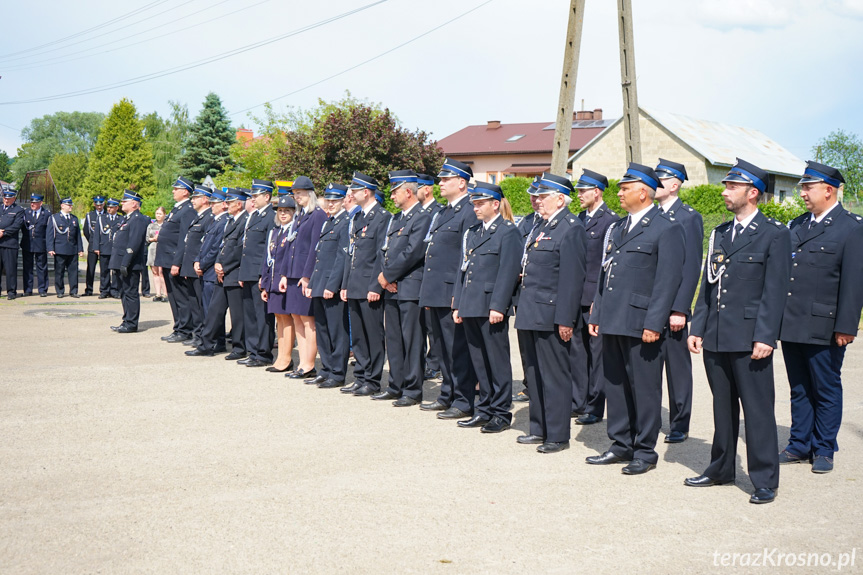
[
  {"left": 661, "top": 326, "right": 693, "bottom": 433},
  {"left": 200, "top": 284, "right": 238, "bottom": 353},
  {"left": 603, "top": 334, "right": 665, "bottom": 463},
  {"left": 384, "top": 297, "right": 424, "bottom": 400},
  {"left": 314, "top": 297, "right": 350, "bottom": 383},
  {"left": 85, "top": 251, "right": 99, "bottom": 295},
  {"left": 348, "top": 298, "right": 385, "bottom": 390},
  {"left": 571, "top": 306, "right": 605, "bottom": 417},
  {"left": 522, "top": 330, "right": 572, "bottom": 442},
  {"left": 463, "top": 317, "right": 513, "bottom": 423},
  {"left": 0, "top": 248, "right": 18, "bottom": 294},
  {"left": 54, "top": 255, "right": 79, "bottom": 295},
  {"left": 99, "top": 252, "right": 119, "bottom": 297},
  {"left": 23, "top": 251, "right": 49, "bottom": 295},
  {"left": 429, "top": 307, "right": 476, "bottom": 412},
  {"left": 120, "top": 270, "right": 142, "bottom": 327}
]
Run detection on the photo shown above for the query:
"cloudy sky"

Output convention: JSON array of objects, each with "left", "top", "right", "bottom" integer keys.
[{"left": 1, "top": 0, "right": 861, "bottom": 165}]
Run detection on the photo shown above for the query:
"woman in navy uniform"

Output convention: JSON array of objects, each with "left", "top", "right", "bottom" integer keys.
[
  {"left": 778, "top": 161, "right": 863, "bottom": 474},
  {"left": 47, "top": 197, "right": 84, "bottom": 298},
  {"left": 687, "top": 158, "right": 791, "bottom": 504},
  {"left": 22, "top": 193, "right": 52, "bottom": 297},
  {"left": 306, "top": 184, "right": 351, "bottom": 388},
  {"left": 273, "top": 176, "right": 327, "bottom": 379},
  {"left": 109, "top": 190, "right": 150, "bottom": 333},
  {"left": 515, "top": 173, "right": 587, "bottom": 453},
  {"left": 180, "top": 185, "right": 215, "bottom": 348},
  {"left": 452, "top": 182, "right": 522, "bottom": 432},
  {"left": 260, "top": 194, "right": 298, "bottom": 372}
]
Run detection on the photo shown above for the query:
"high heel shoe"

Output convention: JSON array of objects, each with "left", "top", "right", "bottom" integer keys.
[{"left": 266, "top": 361, "right": 294, "bottom": 373}]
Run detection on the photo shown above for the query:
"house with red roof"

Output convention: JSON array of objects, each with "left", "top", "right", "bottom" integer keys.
[{"left": 436, "top": 109, "right": 613, "bottom": 184}]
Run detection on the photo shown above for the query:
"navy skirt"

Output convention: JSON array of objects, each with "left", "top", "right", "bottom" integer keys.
[{"left": 278, "top": 277, "right": 313, "bottom": 316}]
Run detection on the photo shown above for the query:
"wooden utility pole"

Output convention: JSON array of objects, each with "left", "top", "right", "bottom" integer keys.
[
  {"left": 550, "top": 0, "right": 586, "bottom": 175},
  {"left": 617, "top": 0, "right": 641, "bottom": 164}
]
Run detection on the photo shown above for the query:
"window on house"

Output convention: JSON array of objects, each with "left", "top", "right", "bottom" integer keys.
[
  {"left": 779, "top": 190, "right": 787, "bottom": 203},
  {"left": 489, "top": 174, "right": 497, "bottom": 184},
  {"left": 506, "top": 134, "right": 525, "bottom": 142}
]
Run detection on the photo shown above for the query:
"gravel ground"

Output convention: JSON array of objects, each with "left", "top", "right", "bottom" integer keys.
[{"left": 1, "top": 293, "right": 861, "bottom": 574}]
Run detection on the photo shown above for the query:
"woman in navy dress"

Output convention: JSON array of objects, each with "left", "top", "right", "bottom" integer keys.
[
  {"left": 260, "top": 194, "right": 297, "bottom": 372},
  {"left": 277, "top": 176, "right": 327, "bottom": 380}
]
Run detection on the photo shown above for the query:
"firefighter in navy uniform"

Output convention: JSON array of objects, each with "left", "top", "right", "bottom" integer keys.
[
  {"left": 570, "top": 169, "right": 619, "bottom": 425},
  {"left": 193, "top": 188, "right": 230, "bottom": 353},
  {"left": 686, "top": 158, "right": 791, "bottom": 504},
  {"left": 238, "top": 179, "right": 276, "bottom": 367},
  {"left": 83, "top": 196, "right": 105, "bottom": 296},
  {"left": 339, "top": 172, "right": 390, "bottom": 396},
  {"left": 417, "top": 173, "right": 444, "bottom": 381},
  {"left": 0, "top": 188, "right": 25, "bottom": 299},
  {"left": 92, "top": 198, "right": 123, "bottom": 299},
  {"left": 308, "top": 184, "right": 351, "bottom": 389},
  {"left": 653, "top": 159, "right": 704, "bottom": 444},
  {"left": 179, "top": 185, "right": 215, "bottom": 348},
  {"left": 47, "top": 197, "right": 84, "bottom": 298},
  {"left": 373, "top": 170, "right": 432, "bottom": 407},
  {"left": 21, "top": 193, "right": 52, "bottom": 297},
  {"left": 417, "top": 159, "right": 479, "bottom": 419},
  {"left": 778, "top": 161, "right": 863, "bottom": 474},
  {"left": 452, "top": 182, "right": 522, "bottom": 433},
  {"left": 109, "top": 190, "right": 150, "bottom": 333},
  {"left": 154, "top": 177, "right": 197, "bottom": 343},
  {"left": 515, "top": 172, "right": 587, "bottom": 454},
  {"left": 587, "top": 163, "right": 684, "bottom": 474}
]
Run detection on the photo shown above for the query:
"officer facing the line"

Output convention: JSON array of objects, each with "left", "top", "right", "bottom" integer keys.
[
  {"left": 109, "top": 190, "right": 150, "bottom": 333},
  {"left": 687, "top": 158, "right": 791, "bottom": 504},
  {"left": 778, "top": 161, "right": 863, "bottom": 474}
]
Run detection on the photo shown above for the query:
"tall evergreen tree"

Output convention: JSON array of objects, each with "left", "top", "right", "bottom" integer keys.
[
  {"left": 80, "top": 98, "right": 155, "bottom": 201},
  {"left": 0, "top": 150, "right": 11, "bottom": 181},
  {"left": 178, "top": 92, "right": 234, "bottom": 181}
]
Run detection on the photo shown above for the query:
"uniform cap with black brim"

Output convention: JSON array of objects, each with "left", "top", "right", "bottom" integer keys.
[
  {"left": 721, "top": 158, "right": 767, "bottom": 194},
  {"left": 437, "top": 158, "right": 473, "bottom": 180},
  {"left": 469, "top": 181, "right": 504, "bottom": 202},
  {"left": 350, "top": 172, "right": 380, "bottom": 191},
  {"left": 535, "top": 172, "right": 576, "bottom": 195},
  {"left": 798, "top": 160, "right": 845, "bottom": 188},
  {"left": 655, "top": 158, "right": 688, "bottom": 181},
  {"left": 389, "top": 169, "right": 417, "bottom": 191},
  {"left": 575, "top": 169, "right": 609, "bottom": 191},
  {"left": 620, "top": 163, "right": 664, "bottom": 191},
  {"left": 172, "top": 177, "right": 195, "bottom": 193},
  {"left": 323, "top": 183, "right": 348, "bottom": 200}
]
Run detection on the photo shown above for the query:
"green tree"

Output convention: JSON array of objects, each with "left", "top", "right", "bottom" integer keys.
[
  {"left": 143, "top": 101, "right": 191, "bottom": 215},
  {"left": 500, "top": 177, "right": 533, "bottom": 215},
  {"left": 271, "top": 95, "right": 444, "bottom": 188},
  {"left": 0, "top": 150, "right": 11, "bottom": 181},
  {"left": 80, "top": 99, "right": 155, "bottom": 205},
  {"left": 12, "top": 111, "right": 104, "bottom": 181},
  {"left": 178, "top": 92, "right": 234, "bottom": 182},
  {"left": 679, "top": 183, "right": 727, "bottom": 215},
  {"left": 48, "top": 153, "right": 89, "bottom": 207},
  {"left": 215, "top": 103, "right": 291, "bottom": 189},
  {"left": 813, "top": 129, "right": 863, "bottom": 200}
]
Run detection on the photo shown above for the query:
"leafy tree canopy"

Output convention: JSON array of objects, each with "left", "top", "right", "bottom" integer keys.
[
  {"left": 178, "top": 92, "right": 234, "bottom": 182},
  {"left": 49, "top": 153, "right": 89, "bottom": 212},
  {"left": 12, "top": 111, "right": 105, "bottom": 181},
  {"left": 143, "top": 101, "right": 191, "bottom": 215},
  {"left": 0, "top": 150, "right": 11, "bottom": 181},
  {"left": 812, "top": 129, "right": 863, "bottom": 200}
]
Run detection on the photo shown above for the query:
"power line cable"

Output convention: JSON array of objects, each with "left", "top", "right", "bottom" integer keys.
[
  {"left": 0, "top": 1, "right": 387, "bottom": 106},
  {"left": 229, "top": 0, "right": 495, "bottom": 117},
  {"left": 0, "top": 0, "right": 171, "bottom": 59},
  {"left": 3, "top": 0, "right": 248, "bottom": 71}
]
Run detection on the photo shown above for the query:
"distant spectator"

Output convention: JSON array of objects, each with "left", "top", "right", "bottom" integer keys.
[{"left": 147, "top": 207, "right": 167, "bottom": 301}]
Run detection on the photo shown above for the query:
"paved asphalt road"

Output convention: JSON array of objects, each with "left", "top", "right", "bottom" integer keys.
[{"left": 2, "top": 294, "right": 861, "bottom": 574}]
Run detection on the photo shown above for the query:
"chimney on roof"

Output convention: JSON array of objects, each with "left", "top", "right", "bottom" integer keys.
[
  {"left": 487, "top": 120, "right": 501, "bottom": 130},
  {"left": 236, "top": 128, "right": 253, "bottom": 143},
  {"left": 593, "top": 108, "right": 602, "bottom": 120},
  {"left": 573, "top": 108, "right": 603, "bottom": 121}
]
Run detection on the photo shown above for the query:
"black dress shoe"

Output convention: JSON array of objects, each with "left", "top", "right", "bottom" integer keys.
[
  {"left": 457, "top": 415, "right": 490, "bottom": 428},
  {"left": 512, "top": 390, "right": 529, "bottom": 402},
  {"left": 393, "top": 396, "right": 420, "bottom": 407},
  {"left": 265, "top": 363, "right": 294, "bottom": 373},
  {"left": 305, "top": 375, "right": 327, "bottom": 385},
  {"left": 7, "top": 293, "right": 15, "bottom": 300},
  {"left": 116, "top": 325, "right": 137, "bottom": 333},
  {"left": 182, "top": 337, "right": 202, "bottom": 347},
  {"left": 537, "top": 441, "right": 570, "bottom": 454},
  {"left": 352, "top": 385, "right": 378, "bottom": 396},
  {"left": 237, "top": 357, "right": 254, "bottom": 365},
  {"left": 516, "top": 434, "right": 544, "bottom": 445},
  {"left": 437, "top": 407, "right": 471, "bottom": 420},
  {"left": 318, "top": 379, "right": 342, "bottom": 389},
  {"left": 70, "top": 294, "right": 80, "bottom": 298},
  {"left": 481, "top": 417, "right": 511, "bottom": 433},
  {"left": 185, "top": 348, "right": 214, "bottom": 357},
  {"left": 778, "top": 449, "right": 809, "bottom": 464},
  {"left": 110, "top": 325, "right": 120, "bottom": 332},
  {"left": 664, "top": 431, "right": 688, "bottom": 443},
  {"left": 225, "top": 352, "right": 247, "bottom": 361},
  {"left": 244, "top": 359, "right": 270, "bottom": 368},
  {"left": 340, "top": 382, "right": 362, "bottom": 394},
  {"left": 576, "top": 414, "right": 602, "bottom": 425},
  {"left": 684, "top": 475, "right": 733, "bottom": 487},
  {"left": 622, "top": 459, "right": 656, "bottom": 475},
  {"left": 165, "top": 333, "right": 189, "bottom": 343},
  {"left": 212, "top": 347, "right": 228, "bottom": 354},
  {"left": 161, "top": 332, "right": 179, "bottom": 341},
  {"left": 286, "top": 368, "right": 316, "bottom": 380},
  {"left": 40, "top": 293, "right": 48, "bottom": 297},
  {"left": 749, "top": 487, "right": 776, "bottom": 504},
  {"left": 371, "top": 390, "right": 399, "bottom": 401},
  {"left": 586, "top": 450, "right": 631, "bottom": 465},
  {"left": 57, "top": 294, "right": 66, "bottom": 298},
  {"left": 419, "top": 400, "right": 449, "bottom": 412},
  {"left": 98, "top": 294, "right": 109, "bottom": 299}
]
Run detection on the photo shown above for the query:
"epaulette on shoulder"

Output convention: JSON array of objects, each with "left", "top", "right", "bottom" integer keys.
[
  {"left": 716, "top": 220, "right": 733, "bottom": 231},
  {"left": 849, "top": 211, "right": 863, "bottom": 223},
  {"left": 503, "top": 220, "right": 514, "bottom": 227},
  {"left": 682, "top": 203, "right": 695, "bottom": 212},
  {"left": 566, "top": 214, "right": 576, "bottom": 224},
  {"left": 767, "top": 217, "right": 783, "bottom": 226}
]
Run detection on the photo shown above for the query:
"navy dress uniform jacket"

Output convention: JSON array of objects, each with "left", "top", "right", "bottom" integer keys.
[
  {"left": 281, "top": 208, "right": 327, "bottom": 280},
  {"left": 663, "top": 198, "right": 704, "bottom": 315},
  {"left": 239, "top": 206, "right": 276, "bottom": 282},
  {"left": 83, "top": 210, "right": 102, "bottom": 253},
  {"left": 691, "top": 211, "right": 791, "bottom": 352},
  {"left": 419, "top": 197, "right": 478, "bottom": 308},
  {"left": 453, "top": 218, "right": 522, "bottom": 317},
  {"left": 180, "top": 208, "right": 215, "bottom": 278},
  {"left": 91, "top": 213, "right": 123, "bottom": 255},
  {"left": 308, "top": 212, "right": 349, "bottom": 297},
  {"left": 589, "top": 206, "right": 685, "bottom": 337},
  {"left": 0, "top": 202, "right": 25, "bottom": 249},
  {"left": 217, "top": 212, "right": 248, "bottom": 287},
  {"left": 47, "top": 213, "right": 84, "bottom": 254},
  {"left": 780, "top": 206, "right": 863, "bottom": 344},
  {"left": 153, "top": 200, "right": 196, "bottom": 269},
  {"left": 381, "top": 205, "right": 431, "bottom": 301},
  {"left": 198, "top": 214, "right": 229, "bottom": 283},
  {"left": 22, "top": 208, "right": 52, "bottom": 253},
  {"left": 577, "top": 205, "right": 620, "bottom": 307},
  {"left": 343, "top": 203, "right": 391, "bottom": 298},
  {"left": 109, "top": 211, "right": 150, "bottom": 271},
  {"left": 515, "top": 210, "right": 587, "bottom": 332}
]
